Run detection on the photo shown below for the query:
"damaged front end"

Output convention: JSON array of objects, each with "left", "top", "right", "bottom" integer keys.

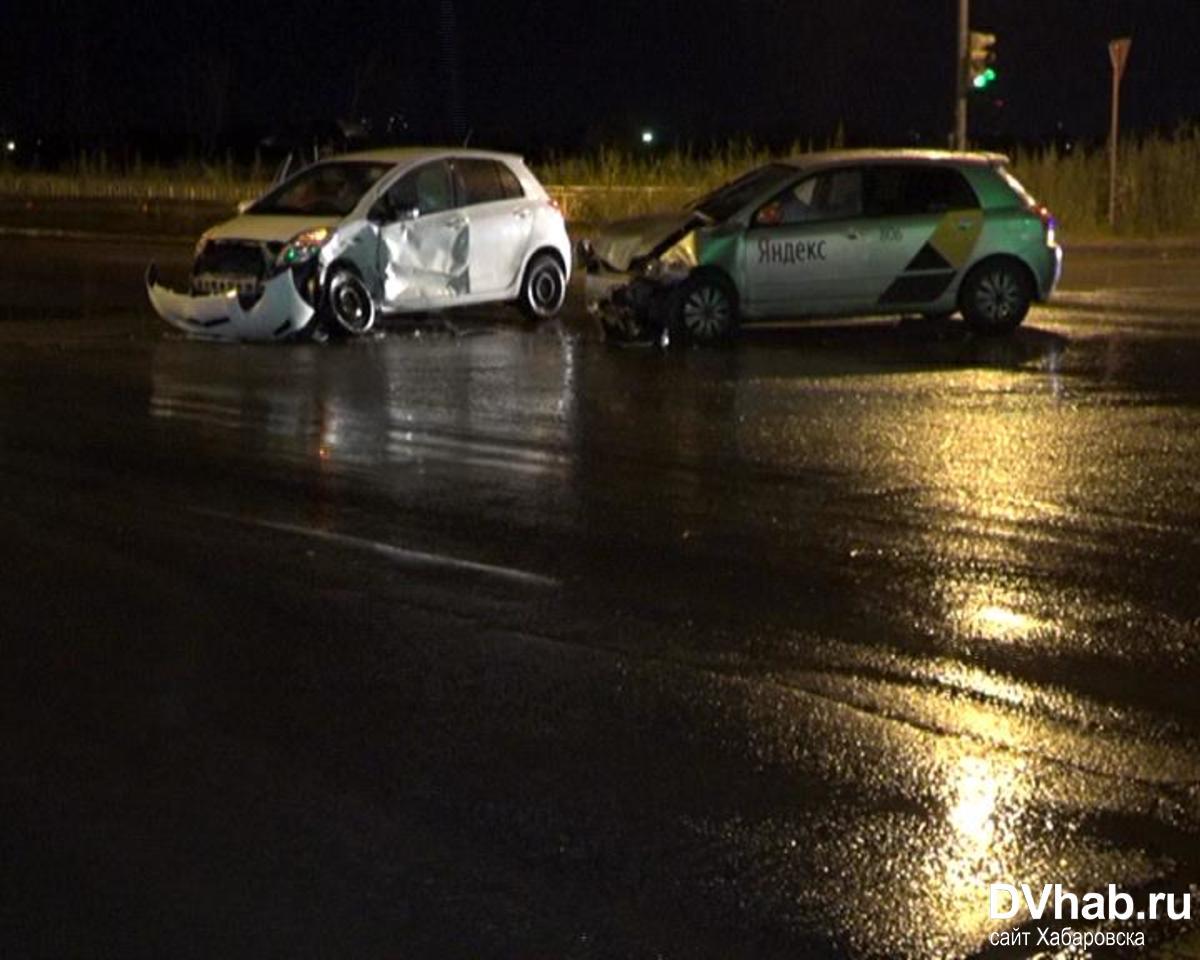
[
  {"left": 580, "top": 212, "right": 704, "bottom": 344},
  {"left": 147, "top": 259, "right": 320, "bottom": 342}
]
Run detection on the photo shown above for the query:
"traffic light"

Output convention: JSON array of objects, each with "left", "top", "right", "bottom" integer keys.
[{"left": 969, "top": 31, "right": 997, "bottom": 90}]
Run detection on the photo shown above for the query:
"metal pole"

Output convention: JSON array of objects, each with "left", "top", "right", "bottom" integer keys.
[
  {"left": 955, "top": 0, "right": 969, "bottom": 150},
  {"left": 1108, "top": 38, "right": 1131, "bottom": 229},
  {"left": 1108, "top": 59, "right": 1120, "bottom": 227}
]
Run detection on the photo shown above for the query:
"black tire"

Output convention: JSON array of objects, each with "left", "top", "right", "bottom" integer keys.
[
  {"left": 322, "top": 266, "right": 376, "bottom": 337},
  {"left": 518, "top": 252, "right": 567, "bottom": 322},
  {"left": 959, "top": 259, "right": 1032, "bottom": 333},
  {"left": 670, "top": 273, "right": 738, "bottom": 345}
]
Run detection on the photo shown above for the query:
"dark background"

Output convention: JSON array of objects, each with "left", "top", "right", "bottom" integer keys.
[{"left": 1, "top": 0, "right": 1198, "bottom": 161}]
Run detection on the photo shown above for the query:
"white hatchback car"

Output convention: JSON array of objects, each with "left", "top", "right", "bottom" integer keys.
[{"left": 148, "top": 148, "right": 572, "bottom": 341}]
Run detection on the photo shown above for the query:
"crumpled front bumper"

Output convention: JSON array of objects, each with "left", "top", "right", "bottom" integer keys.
[
  {"left": 146, "top": 265, "right": 316, "bottom": 342},
  {"left": 585, "top": 266, "right": 676, "bottom": 341}
]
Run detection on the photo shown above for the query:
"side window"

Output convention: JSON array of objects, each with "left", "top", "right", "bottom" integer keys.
[
  {"left": 865, "top": 165, "right": 979, "bottom": 217},
  {"left": 864, "top": 167, "right": 908, "bottom": 218},
  {"left": 911, "top": 167, "right": 979, "bottom": 211},
  {"left": 496, "top": 162, "right": 526, "bottom": 200},
  {"left": 455, "top": 159, "right": 510, "bottom": 206},
  {"left": 382, "top": 161, "right": 453, "bottom": 219},
  {"left": 754, "top": 169, "right": 863, "bottom": 226}
]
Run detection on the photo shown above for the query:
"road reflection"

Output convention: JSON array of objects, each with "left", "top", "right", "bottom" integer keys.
[{"left": 143, "top": 320, "right": 1199, "bottom": 958}]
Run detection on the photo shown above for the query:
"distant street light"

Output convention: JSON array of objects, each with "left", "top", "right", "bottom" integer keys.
[{"left": 641, "top": 129, "right": 655, "bottom": 146}]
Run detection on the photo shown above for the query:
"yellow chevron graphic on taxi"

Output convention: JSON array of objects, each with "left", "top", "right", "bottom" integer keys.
[{"left": 929, "top": 208, "right": 984, "bottom": 268}]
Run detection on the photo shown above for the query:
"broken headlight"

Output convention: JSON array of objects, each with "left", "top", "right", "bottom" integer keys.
[
  {"left": 276, "top": 227, "right": 331, "bottom": 269},
  {"left": 638, "top": 257, "right": 665, "bottom": 278}
]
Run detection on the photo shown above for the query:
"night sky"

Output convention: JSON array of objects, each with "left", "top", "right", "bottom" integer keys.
[{"left": 2, "top": 0, "right": 1199, "bottom": 161}]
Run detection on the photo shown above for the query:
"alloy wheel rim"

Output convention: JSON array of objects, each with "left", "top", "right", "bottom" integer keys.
[
  {"left": 975, "top": 271, "right": 1021, "bottom": 323},
  {"left": 683, "top": 286, "right": 731, "bottom": 338}
]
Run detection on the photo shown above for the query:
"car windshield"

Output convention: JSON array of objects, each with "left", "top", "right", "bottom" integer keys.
[
  {"left": 687, "top": 163, "right": 797, "bottom": 221},
  {"left": 250, "top": 161, "right": 392, "bottom": 216}
]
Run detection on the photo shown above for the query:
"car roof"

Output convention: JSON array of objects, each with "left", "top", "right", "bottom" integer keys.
[
  {"left": 781, "top": 148, "right": 1010, "bottom": 170},
  {"left": 329, "top": 146, "right": 526, "bottom": 166}
]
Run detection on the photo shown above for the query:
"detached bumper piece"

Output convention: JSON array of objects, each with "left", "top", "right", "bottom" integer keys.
[{"left": 146, "top": 264, "right": 316, "bottom": 343}]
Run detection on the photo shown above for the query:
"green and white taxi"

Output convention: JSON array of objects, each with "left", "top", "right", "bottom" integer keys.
[{"left": 580, "top": 150, "right": 1061, "bottom": 344}]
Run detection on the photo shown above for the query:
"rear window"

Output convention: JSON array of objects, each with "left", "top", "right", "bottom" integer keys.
[
  {"left": 865, "top": 165, "right": 980, "bottom": 217},
  {"left": 497, "top": 164, "right": 525, "bottom": 199}
]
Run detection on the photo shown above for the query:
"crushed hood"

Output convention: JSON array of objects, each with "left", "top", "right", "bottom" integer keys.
[
  {"left": 586, "top": 211, "right": 704, "bottom": 272},
  {"left": 203, "top": 214, "right": 342, "bottom": 245}
]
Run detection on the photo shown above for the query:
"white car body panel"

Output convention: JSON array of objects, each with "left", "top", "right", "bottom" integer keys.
[{"left": 466, "top": 199, "right": 534, "bottom": 294}]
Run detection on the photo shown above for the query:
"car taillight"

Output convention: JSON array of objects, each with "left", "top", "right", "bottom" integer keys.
[{"left": 1035, "top": 204, "right": 1057, "bottom": 246}]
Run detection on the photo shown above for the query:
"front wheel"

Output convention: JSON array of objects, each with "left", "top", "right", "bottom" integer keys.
[
  {"left": 670, "top": 273, "right": 738, "bottom": 346},
  {"left": 322, "top": 267, "right": 376, "bottom": 337},
  {"left": 518, "top": 253, "right": 567, "bottom": 322},
  {"left": 959, "top": 260, "right": 1031, "bottom": 333}
]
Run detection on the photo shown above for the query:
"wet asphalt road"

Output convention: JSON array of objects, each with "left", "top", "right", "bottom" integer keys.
[{"left": 1, "top": 230, "right": 1199, "bottom": 959}]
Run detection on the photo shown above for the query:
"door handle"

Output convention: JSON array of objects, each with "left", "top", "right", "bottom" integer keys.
[
  {"left": 845, "top": 229, "right": 861, "bottom": 240},
  {"left": 447, "top": 216, "right": 468, "bottom": 228},
  {"left": 957, "top": 220, "right": 975, "bottom": 231},
  {"left": 513, "top": 208, "right": 532, "bottom": 219}
]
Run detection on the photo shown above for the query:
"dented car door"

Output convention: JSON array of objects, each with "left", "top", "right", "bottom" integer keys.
[{"left": 375, "top": 160, "right": 470, "bottom": 308}]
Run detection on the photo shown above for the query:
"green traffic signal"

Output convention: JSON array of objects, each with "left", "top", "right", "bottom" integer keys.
[
  {"left": 973, "top": 67, "right": 997, "bottom": 90},
  {"left": 968, "top": 30, "right": 997, "bottom": 91}
]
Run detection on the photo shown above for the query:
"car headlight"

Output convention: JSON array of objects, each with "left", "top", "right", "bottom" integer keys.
[
  {"left": 276, "top": 227, "right": 331, "bottom": 268},
  {"left": 194, "top": 235, "right": 209, "bottom": 259}
]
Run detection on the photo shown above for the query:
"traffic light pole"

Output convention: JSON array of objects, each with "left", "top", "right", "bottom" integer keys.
[{"left": 955, "top": 0, "right": 969, "bottom": 150}]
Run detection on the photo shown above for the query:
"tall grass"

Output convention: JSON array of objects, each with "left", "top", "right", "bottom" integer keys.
[
  {"left": 0, "top": 151, "right": 270, "bottom": 204},
  {"left": 3, "top": 131, "right": 1200, "bottom": 237},
  {"left": 1012, "top": 127, "right": 1200, "bottom": 237}
]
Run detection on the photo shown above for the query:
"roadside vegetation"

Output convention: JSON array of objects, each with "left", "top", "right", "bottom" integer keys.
[{"left": 3, "top": 129, "right": 1200, "bottom": 238}]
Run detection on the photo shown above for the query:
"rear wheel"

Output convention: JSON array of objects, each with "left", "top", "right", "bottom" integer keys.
[
  {"left": 518, "top": 253, "right": 567, "bottom": 322},
  {"left": 670, "top": 273, "right": 738, "bottom": 345},
  {"left": 322, "top": 267, "right": 376, "bottom": 337},
  {"left": 959, "top": 260, "right": 1031, "bottom": 332}
]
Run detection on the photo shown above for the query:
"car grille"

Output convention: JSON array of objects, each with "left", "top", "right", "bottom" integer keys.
[{"left": 191, "top": 240, "right": 283, "bottom": 295}]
